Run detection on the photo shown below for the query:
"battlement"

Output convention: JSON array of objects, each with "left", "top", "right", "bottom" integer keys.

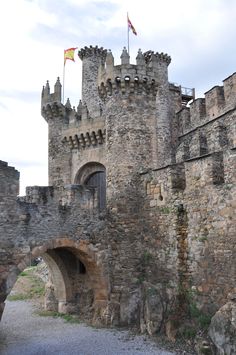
[
  {"left": 144, "top": 148, "right": 236, "bottom": 209},
  {"left": 78, "top": 45, "right": 107, "bottom": 61},
  {"left": 98, "top": 48, "right": 171, "bottom": 92},
  {"left": 41, "top": 77, "right": 62, "bottom": 107},
  {"left": 174, "top": 73, "right": 236, "bottom": 167},
  {"left": 177, "top": 72, "right": 236, "bottom": 135},
  {"left": 98, "top": 76, "right": 158, "bottom": 99},
  {"left": 22, "top": 184, "right": 98, "bottom": 211},
  {"left": 0, "top": 160, "right": 19, "bottom": 198}
]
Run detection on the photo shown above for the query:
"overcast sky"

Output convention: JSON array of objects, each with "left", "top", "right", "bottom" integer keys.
[{"left": 1, "top": 0, "right": 236, "bottom": 195}]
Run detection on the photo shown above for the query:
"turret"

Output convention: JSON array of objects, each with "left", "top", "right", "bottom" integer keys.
[
  {"left": 78, "top": 46, "right": 107, "bottom": 118},
  {"left": 41, "top": 77, "right": 62, "bottom": 109},
  {"left": 144, "top": 51, "right": 172, "bottom": 167},
  {"left": 98, "top": 48, "right": 161, "bottom": 212},
  {"left": 41, "top": 77, "right": 71, "bottom": 188}
]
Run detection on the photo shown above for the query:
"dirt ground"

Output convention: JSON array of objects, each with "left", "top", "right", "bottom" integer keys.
[{"left": 5, "top": 265, "right": 196, "bottom": 354}]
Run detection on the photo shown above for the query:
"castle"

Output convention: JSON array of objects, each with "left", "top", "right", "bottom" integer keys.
[{"left": 0, "top": 46, "right": 235, "bottom": 352}]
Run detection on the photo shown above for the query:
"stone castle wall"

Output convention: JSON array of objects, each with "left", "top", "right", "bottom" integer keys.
[{"left": 0, "top": 45, "right": 235, "bottom": 351}]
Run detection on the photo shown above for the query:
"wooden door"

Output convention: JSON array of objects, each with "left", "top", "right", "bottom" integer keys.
[{"left": 85, "top": 171, "right": 106, "bottom": 210}]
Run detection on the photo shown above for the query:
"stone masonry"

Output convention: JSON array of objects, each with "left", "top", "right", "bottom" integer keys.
[{"left": 0, "top": 45, "right": 235, "bottom": 351}]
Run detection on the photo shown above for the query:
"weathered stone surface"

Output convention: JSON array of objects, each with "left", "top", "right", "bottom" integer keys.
[
  {"left": 141, "top": 283, "right": 167, "bottom": 335},
  {"left": 0, "top": 46, "right": 236, "bottom": 351},
  {"left": 209, "top": 297, "right": 236, "bottom": 354}
]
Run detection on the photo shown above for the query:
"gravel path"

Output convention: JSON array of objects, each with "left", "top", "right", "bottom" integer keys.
[{"left": 0, "top": 301, "right": 176, "bottom": 355}]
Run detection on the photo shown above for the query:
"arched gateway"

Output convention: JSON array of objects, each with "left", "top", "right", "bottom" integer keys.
[
  {"left": 1, "top": 238, "right": 109, "bottom": 322},
  {"left": 1, "top": 45, "right": 236, "bottom": 351}
]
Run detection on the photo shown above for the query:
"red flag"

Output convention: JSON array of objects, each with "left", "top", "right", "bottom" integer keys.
[
  {"left": 127, "top": 15, "right": 137, "bottom": 36},
  {"left": 64, "top": 47, "right": 78, "bottom": 65}
]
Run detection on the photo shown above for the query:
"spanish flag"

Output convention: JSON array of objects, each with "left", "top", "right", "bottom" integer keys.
[
  {"left": 127, "top": 15, "right": 137, "bottom": 36},
  {"left": 64, "top": 47, "right": 78, "bottom": 65}
]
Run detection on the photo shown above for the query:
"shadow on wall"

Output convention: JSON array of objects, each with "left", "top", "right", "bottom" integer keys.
[{"left": 2, "top": 239, "right": 109, "bottom": 321}]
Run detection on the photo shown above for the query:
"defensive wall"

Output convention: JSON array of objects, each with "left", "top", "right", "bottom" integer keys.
[{"left": 0, "top": 45, "right": 235, "bottom": 353}]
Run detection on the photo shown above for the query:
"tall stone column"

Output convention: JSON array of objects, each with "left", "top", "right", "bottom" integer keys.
[
  {"left": 41, "top": 79, "right": 71, "bottom": 188},
  {"left": 144, "top": 52, "right": 172, "bottom": 167},
  {"left": 78, "top": 46, "right": 107, "bottom": 118},
  {"left": 103, "top": 82, "right": 157, "bottom": 213}
]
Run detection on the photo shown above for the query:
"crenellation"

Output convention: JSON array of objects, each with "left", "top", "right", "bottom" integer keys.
[
  {"left": 20, "top": 184, "right": 98, "bottom": 213},
  {"left": 223, "top": 72, "right": 236, "bottom": 109},
  {"left": 24, "top": 186, "right": 54, "bottom": 204},
  {"left": 65, "top": 98, "right": 71, "bottom": 109},
  {"left": 41, "top": 101, "right": 65, "bottom": 123},
  {"left": 136, "top": 48, "right": 145, "bottom": 66},
  {"left": 120, "top": 47, "right": 130, "bottom": 65},
  {"left": 0, "top": 160, "right": 19, "bottom": 198},
  {"left": 1, "top": 44, "right": 236, "bottom": 351},
  {"left": 41, "top": 78, "right": 62, "bottom": 107},
  {"left": 99, "top": 77, "right": 158, "bottom": 99},
  {"left": 176, "top": 107, "right": 190, "bottom": 135},
  {"left": 205, "top": 85, "right": 225, "bottom": 118},
  {"left": 54, "top": 77, "right": 62, "bottom": 102},
  {"left": 143, "top": 50, "right": 171, "bottom": 66},
  {"left": 78, "top": 45, "right": 107, "bottom": 61},
  {"left": 98, "top": 48, "right": 171, "bottom": 90},
  {"left": 189, "top": 98, "right": 206, "bottom": 128}
]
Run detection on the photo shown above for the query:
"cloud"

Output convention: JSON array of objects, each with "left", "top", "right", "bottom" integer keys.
[
  {"left": 0, "top": 90, "right": 39, "bottom": 103},
  {"left": 30, "top": 0, "right": 119, "bottom": 45},
  {"left": 0, "top": 101, "right": 8, "bottom": 110}
]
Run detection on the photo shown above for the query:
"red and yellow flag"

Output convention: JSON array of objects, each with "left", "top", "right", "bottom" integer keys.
[
  {"left": 64, "top": 47, "right": 78, "bottom": 65},
  {"left": 127, "top": 15, "right": 137, "bottom": 36}
]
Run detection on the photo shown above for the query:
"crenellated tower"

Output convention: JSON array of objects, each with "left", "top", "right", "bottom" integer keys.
[
  {"left": 41, "top": 78, "right": 72, "bottom": 187},
  {"left": 2, "top": 43, "right": 236, "bottom": 345},
  {"left": 98, "top": 47, "right": 173, "bottom": 210},
  {"left": 78, "top": 45, "right": 107, "bottom": 118},
  {"left": 41, "top": 45, "right": 193, "bottom": 209}
]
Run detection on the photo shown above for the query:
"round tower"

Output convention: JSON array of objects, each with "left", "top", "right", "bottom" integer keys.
[
  {"left": 144, "top": 51, "right": 172, "bottom": 167},
  {"left": 78, "top": 46, "right": 107, "bottom": 118},
  {"left": 41, "top": 78, "right": 71, "bottom": 188},
  {"left": 99, "top": 48, "right": 160, "bottom": 213}
]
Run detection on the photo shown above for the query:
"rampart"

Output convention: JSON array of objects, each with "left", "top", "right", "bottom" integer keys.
[{"left": 1, "top": 45, "right": 236, "bottom": 352}]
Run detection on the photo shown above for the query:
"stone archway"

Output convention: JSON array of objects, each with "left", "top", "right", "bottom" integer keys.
[{"left": 1, "top": 238, "right": 109, "bottom": 324}]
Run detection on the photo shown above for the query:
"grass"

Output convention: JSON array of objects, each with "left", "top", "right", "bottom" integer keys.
[
  {"left": 37, "top": 310, "right": 80, "bottom": 324},
  {"left": 188, "top": 294, "right": 212, "bottom": 329},
  {"left": 7, "top": 267, "right": 45, "bottom": 301},
  {"left": 179, "top": 326, "right": 197, "bottom": 339},
  {"left": 7, "top": 293, "right": 31, "bottom": 301},
  {"left": 19, "top": 271, "right": 28, "bottom": 277}
]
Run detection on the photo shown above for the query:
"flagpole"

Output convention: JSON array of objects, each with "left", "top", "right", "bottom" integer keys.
[
  {"left": 127, "top": 12, "right": 130, "bottom": 55},
  {"left": 63, "top": 60, "right": 65, "bottom": 104}
]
